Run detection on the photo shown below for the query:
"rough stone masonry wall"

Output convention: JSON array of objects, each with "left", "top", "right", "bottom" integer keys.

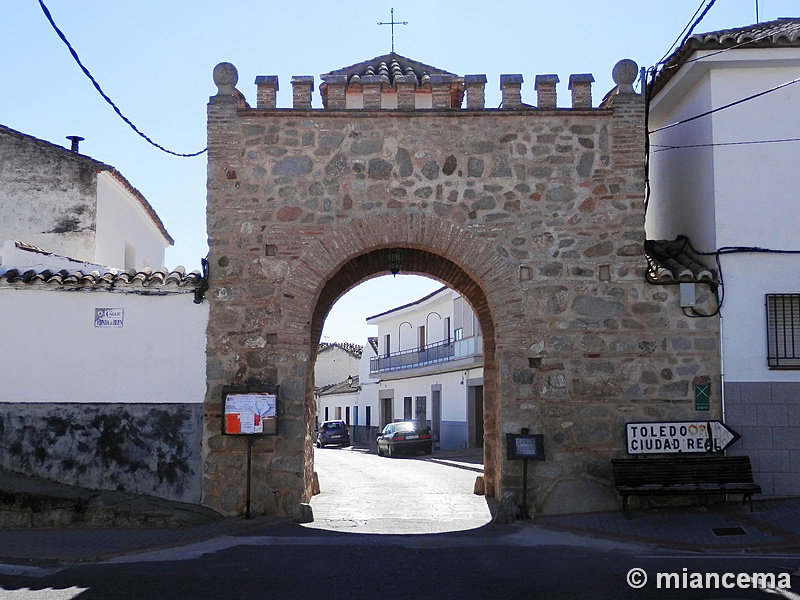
[
  {"left": 204, "top": 66, "right": 721, "bottom": 517},
  {"left": 0, "top": 127, "right": 98, "bottom": 262},
  {"left": 0, "top": 403, "right": 203, "bottom": 504}
]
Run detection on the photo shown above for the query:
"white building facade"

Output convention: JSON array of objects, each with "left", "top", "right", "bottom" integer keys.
[
  {"left": 313, "top": 286, "right": 485, "bottom": 451},
  {"left": 647, "top": 19, "right": 800, "bottom": 496},
  {"left": 0, "top": 124, "right": 172, "bottom": 270},
  {"left": 0, "top": 124, "right": 207, "bottom": 503},
  {"left": 366, "top": 286, "right": 484, "bottom": 451}
]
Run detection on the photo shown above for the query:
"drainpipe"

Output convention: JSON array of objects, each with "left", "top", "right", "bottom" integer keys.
[{"left": 719, "top": 313, "right": 726, "bottom": 427}]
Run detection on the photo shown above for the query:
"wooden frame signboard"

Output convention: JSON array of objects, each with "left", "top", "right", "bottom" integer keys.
[{"left": 222, "top": 386, "right": 278, "bottom": 436}]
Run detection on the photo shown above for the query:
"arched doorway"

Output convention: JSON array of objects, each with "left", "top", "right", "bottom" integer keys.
[
  {"left": 202, "top": 209, "right": 527, "bottom": 518},
  {"left": 308, "top": 248, "right": 499, "bottom": 496}
]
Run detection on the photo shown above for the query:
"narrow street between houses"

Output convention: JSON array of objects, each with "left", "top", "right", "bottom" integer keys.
[{"left": 306, "top": 446, "right": 492, "bottom": 534}]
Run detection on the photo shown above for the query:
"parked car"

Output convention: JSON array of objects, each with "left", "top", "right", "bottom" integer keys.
[
  {"left": 316, "top": 420, "right": 350, "bottom": 448},
  {"left": 377, "top": 421, "right": 433, "bottom": 457}
]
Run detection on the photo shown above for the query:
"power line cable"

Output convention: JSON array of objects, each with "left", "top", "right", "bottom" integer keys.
[
  {"left": 677, "top": 0, "right": 717, "bottom": 50},
  {"left": 37, "top": 0, "right": 206, "bottom": 157},
  {"left": 649, "top": 76, "right": 800, "bottom": 134},
  {"left": 657, "top": 0, "right": 708, "bottom": 66},
  {"left": 652, "top": 137, "right": 800, "bottom": 152}
]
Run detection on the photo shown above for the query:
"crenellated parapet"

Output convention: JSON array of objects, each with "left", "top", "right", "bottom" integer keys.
[{"left": 219, "top": 54, "right": 640, "bottom": 112}]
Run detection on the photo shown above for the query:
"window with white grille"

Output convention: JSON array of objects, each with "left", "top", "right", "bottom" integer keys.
[{"left": 767, "top": 294, "right": 800, "bottom": 369}]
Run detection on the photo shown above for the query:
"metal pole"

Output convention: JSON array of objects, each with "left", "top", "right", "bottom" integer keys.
[
  {"left": 246, "top": 437, "right": 253, "bottom": 519},
  {"left": 522, "top": 457, "right": 529, "bottom": 519}
]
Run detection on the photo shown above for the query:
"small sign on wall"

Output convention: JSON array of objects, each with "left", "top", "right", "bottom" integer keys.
[
  {"left": 506, "top": 433, "right": 545, "bottom": 461},
  {"left": 95, "top": 308, "right": 124, "bottom": 327},
  {"left": 694, "top": 384, "right": 710, "bottom": 411}
]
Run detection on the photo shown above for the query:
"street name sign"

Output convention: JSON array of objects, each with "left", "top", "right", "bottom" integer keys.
[{"left": 626, "top": 421, "right": 741, "bottom": 455}]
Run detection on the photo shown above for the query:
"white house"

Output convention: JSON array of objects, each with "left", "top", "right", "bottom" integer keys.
[
  {"left": 365, "top": 286, "right": 484, "bottom": 451},
  {"left": 315, "top": 342, "right": 363, "bottom": 388},
  {"left": 647, "top": 18, "right": 800, "bottom": 496},
  {"left": 0, "top": 124, "right": 172, "bottom": 270},
  {"left": 314, "top": 286, "right": 485, "bottom": 451},
  {"left": 0, "top": 124, "right": 207, "bottom": 503}
]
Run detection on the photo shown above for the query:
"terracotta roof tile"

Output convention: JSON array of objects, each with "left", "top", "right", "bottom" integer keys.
[
  {"left": 644, "top": 238, "right": 717, "bottom": 284},
  {"left": 318, "top": 375, "right": 360, "bottom": 397},
  {"left": 317, "top": 342, "right": 364, "bottom": 359},
  {"left": 321, "top": 53, "right": 456, "bottom": 88},
  {"left": 0, "top": 265, "right": 203, "bottom": 293},
  {"left": 652, "top": 18, "right": 800, "bottom": 96}
]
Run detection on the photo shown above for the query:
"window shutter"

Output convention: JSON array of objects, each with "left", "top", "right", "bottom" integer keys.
[{"left": 767, "top": 294, "right": 800, "bottom": 368}]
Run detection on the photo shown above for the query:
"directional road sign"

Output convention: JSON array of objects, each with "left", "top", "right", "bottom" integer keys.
[{"left": 626, "top": 421, "right": 741, "bottom": 455}]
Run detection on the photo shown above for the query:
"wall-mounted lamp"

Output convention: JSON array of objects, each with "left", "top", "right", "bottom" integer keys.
[{"left": 387, "top": 249, "right": 403, "bottom": 277}]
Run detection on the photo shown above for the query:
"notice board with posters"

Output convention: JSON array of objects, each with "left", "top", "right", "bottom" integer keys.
[{"left": 222, "top": 386, "right": 278, "bottom": 436}]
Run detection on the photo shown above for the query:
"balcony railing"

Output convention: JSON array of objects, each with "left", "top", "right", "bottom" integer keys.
[{"left": 370, "top": 335, "right": 482, "bottom": 374}]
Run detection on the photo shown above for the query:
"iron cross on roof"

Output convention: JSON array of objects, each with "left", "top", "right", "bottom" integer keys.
[{"left": 377, "top": 8, "right": 408, "bottom": 53}]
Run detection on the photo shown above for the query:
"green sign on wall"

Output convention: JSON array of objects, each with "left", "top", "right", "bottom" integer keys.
[{"left": 694, "top": 384, "right": 710, "bottom": 411}]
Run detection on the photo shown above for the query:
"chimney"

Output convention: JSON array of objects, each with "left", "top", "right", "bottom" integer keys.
[
  {"left": 569, "top": 74, "right": 595, "bottom": 109},
  {"left": 290, "top": 76, "right": 314, "bottom": 110},
  {"left": 464, "top": 74, "right": 487, "bottom": 110},
  {"left": 66, "top": 136, "right": 84, "bottom": 153}
]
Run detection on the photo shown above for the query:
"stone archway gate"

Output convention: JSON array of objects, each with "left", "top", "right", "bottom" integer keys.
[{"left": 203, "top": 60, "right": 720, "bottom": 517}]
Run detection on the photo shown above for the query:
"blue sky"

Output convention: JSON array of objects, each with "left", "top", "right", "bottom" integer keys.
[{"left": 2, "top": 1, "right": 796, "bottom": 344}]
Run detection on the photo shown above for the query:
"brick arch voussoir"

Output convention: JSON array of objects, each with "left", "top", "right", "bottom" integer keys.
[{"left": 283, "top": 213, "right": 524, "bottom": 356}]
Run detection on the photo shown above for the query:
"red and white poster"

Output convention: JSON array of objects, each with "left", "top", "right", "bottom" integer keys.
[{"left": 224, "top": 392, "right": 277, "bottom": 435}]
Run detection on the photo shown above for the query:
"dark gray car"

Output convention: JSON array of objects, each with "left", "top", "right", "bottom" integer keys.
[
  {"left": 377, "top": 421, "right": 433, "bottom": 457},
  {"left": 316, "top": 420, "right": 350, "bottom": 448}
]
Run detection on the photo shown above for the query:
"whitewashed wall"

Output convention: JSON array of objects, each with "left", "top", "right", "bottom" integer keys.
[
  {"left": 95, "top": 172, "right": 170, "bottom": 270},
  {"left": 647, "top": 46, "right": 800, "bottom": 496},
  {"left": 0, "top": 287, "right": 208, "bottom": 404},
  {"left": 315, "top": 345, "right": 361, "bottom": 388},
  {"left": 648, "top": 48, "right": 800, "bottom": 382},
  {"left": 368, "top": 287, "right": 451, "bottom": 354}
]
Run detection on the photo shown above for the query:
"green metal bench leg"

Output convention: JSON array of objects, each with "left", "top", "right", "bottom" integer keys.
[{"left": 623, "top": 495, "right": 631, "bottom": 520}]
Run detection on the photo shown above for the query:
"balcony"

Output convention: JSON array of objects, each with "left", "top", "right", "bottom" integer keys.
[{"left": 370, "top": 335, "right": 483, "bottom": 374}]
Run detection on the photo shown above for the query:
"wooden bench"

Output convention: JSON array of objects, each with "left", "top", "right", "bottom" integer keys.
[{"left": 612, "top": 456, "right": 761, "bottom": 517}]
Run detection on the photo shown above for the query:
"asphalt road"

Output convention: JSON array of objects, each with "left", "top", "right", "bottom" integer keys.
[{"left": 0, "top": 448, "right": 798, "bottom": 599}]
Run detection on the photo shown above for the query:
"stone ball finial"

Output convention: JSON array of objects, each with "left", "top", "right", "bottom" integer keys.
[
  {"left": 612, "top": 59, "right": 639, "bottom": 94},
  {"left": 213, "top": 62, "right": 238, "bottom": 96}
]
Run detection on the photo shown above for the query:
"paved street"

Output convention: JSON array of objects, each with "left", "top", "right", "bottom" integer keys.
[{"left": 307, "top": 446, "right": 492, "bottom": 534}]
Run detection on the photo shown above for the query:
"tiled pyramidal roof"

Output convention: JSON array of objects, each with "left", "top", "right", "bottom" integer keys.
[
  {"left": 321, "top": 52, "right": 456, "bottom": 87},
  {"left": 644, "top": 238, "right": 717, "bottom": 284},
  {"left": 318, "top": 52, "right": 465, "bottom": 110}
]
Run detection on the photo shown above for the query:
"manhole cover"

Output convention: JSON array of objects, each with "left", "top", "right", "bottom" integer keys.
[{"left": 712, "top": 527, "right": 747, "bottom": 537}]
